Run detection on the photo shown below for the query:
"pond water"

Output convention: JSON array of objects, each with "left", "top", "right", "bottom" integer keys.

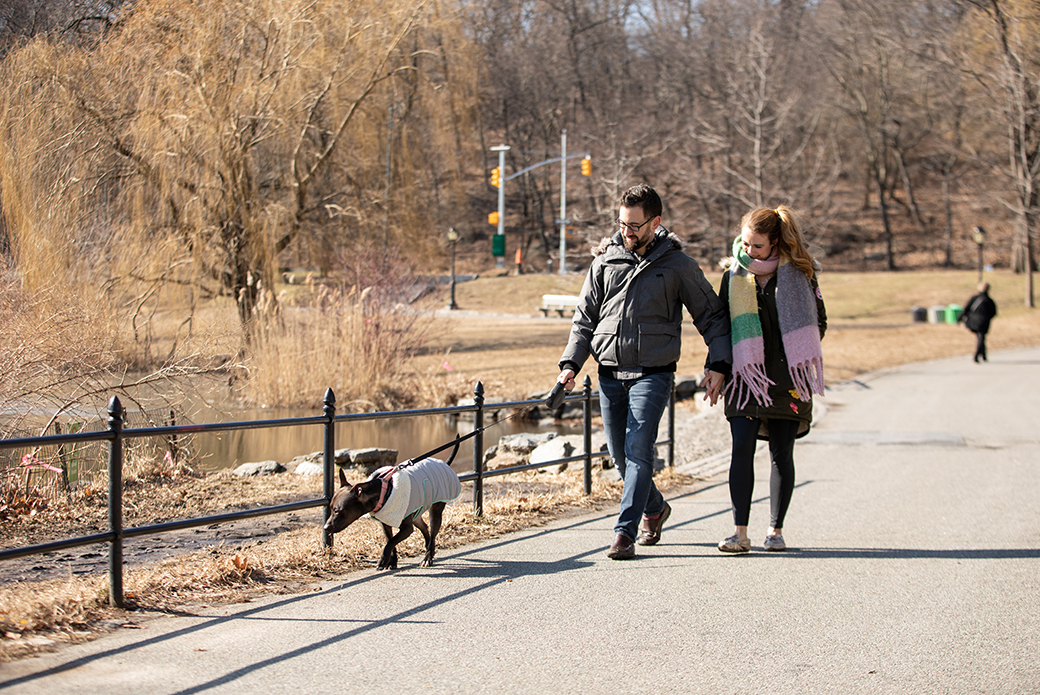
[
  {"left": 189, "top": 405, "right": 579, "bottom": 473},
  {"left": 1, "top": 377, "right": 582, "bottom": 478}
]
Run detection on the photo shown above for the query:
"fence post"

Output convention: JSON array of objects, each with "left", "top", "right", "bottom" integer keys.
[
  {"left": 168, "top": 409, "right": 179, "bottom": 464},
  {"left": 107, "top": 396, "right": 124, "bottom": 608},
  {"left": 322, "top": 388, "right": 336, "bottom": 549},
  {"left": 472, "top": 381, "right": 484, "bottom": 517},
  {"left": 583, "top": 375, "right": 592, "bottom": 495},
  {"left": 667, "top": 381, "right": 676, "bottom": 467}
]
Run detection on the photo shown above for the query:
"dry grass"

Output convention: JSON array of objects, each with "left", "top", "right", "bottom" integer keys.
[
  {"left": 414, "top": 268, "right": 1040, "bottom": 396},
  {"left": 244, "top": 279, "right": 437, "bottom": 411},
  {"left": 810, "top": 270, "right": 1040, "bottom": 381},
  {"left": 0, "top": 467, "right": 686, "bottom": 661}
]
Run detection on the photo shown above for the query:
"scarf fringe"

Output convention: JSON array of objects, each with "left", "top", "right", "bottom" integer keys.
[
  {"left": 726, "top": 362, "right": 775, "bottom": 409},
  {"left": 788, "top": 356, "right": 825, "bottom": 400}
]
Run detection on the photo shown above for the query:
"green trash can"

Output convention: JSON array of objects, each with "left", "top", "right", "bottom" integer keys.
[{"left": 945, "top": 304, "right": 963, "bottom": 324}]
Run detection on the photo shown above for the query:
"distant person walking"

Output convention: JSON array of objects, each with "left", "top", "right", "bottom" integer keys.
[
  {"left": 717, "top": 206, "right": 826, "bottom": 554},
  {"left": 959, "top": 282, "right": 998, "bottom": 363},
  {"left": 556, "top": 184, "right": 731, "bottom": 560}
]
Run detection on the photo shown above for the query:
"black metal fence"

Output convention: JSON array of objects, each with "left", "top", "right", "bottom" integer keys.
[{"left": 0, "top": 376, "right": 675, "bottom": 608}]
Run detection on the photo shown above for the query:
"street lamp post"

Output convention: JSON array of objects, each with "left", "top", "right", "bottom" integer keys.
[
  {"left": 973, "top": 226, "right": 986, "bottom": 283},
  {"left": 447, "top": 227, "right": 459, "bottom": 310},
  {"left": 559, "top": 129, "right": 567, "bottom": 275}
]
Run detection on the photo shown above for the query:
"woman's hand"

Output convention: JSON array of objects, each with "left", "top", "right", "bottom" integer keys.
[{"left": 702, "top": 370, "right": 724, "bottom": 406}]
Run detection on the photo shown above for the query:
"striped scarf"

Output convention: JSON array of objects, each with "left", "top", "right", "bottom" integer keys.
[{"left": 727, "top": 236, "right": 825, "bottom": 409}]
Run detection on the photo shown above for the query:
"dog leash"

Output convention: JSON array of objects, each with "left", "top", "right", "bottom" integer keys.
[
  {"left": 396, "top": 407, "right": 528, "bottom": 470},
  {"left": 386, "top": 382, "right": 574, "bottom": 474},
  {"left": 369, "top": 387, "right": 570, "bottom": 512}
]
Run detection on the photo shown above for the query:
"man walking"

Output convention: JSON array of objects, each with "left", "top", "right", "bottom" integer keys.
[
  {"left": 960, "top": 281, "right": 998, "bottom": 363},
  {"left": 556, "top": 184, "right": 731, "bottom": 559}
]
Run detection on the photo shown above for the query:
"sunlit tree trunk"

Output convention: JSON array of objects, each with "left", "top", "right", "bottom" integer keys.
[{"left": 976, "top": 0, "right": 1037, "bottom": 306}]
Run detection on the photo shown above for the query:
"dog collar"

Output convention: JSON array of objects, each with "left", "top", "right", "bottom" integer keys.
[{"left": 371, "top": 466, "right": 397, "bottom": 514}]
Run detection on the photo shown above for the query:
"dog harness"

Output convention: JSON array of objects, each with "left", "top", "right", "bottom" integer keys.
[{"left": 367, "top": 457, "right": 462, "bottom": 529}]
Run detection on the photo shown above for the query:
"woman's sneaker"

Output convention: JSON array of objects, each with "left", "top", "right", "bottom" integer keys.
[
  {"left": 764, "top": 534, "right": 786, "bottom": 552},
  {"left": 718, "top": 535, "right": 751, "bottom": 553}
]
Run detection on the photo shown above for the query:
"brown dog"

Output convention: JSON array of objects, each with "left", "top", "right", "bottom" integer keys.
[{"left": 323, "top": 447, "right": 462, "bottom": 570}]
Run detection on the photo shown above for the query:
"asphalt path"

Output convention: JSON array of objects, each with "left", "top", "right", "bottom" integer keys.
[{"left": 2, "top": 347, "right": 1039, "bottom": 694}]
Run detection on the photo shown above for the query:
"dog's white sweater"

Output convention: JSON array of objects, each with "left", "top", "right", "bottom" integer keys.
[{"left": 368, "top": 457, "right": 462, "bottom": 528}]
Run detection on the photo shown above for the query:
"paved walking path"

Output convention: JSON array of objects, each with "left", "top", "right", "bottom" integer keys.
[{"left": 3, "top": 347, "right": 1039, "bottom": 694}]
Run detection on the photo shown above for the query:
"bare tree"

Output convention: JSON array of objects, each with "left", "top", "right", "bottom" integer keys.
[
  {"left": 957, "top": 0, "right": 1037, "bottom": 307},
  {"left": 637, "top": 0, "right": 838, "bottom": 259},
  {"left": 470, "top": 0, "right": 660, "bottom": 267},
  {"left": 0, "top": 0, "right": 126, "bottom": 55},
  {"left": 820, "top": 0, "right": 916, "bottom": 269}
]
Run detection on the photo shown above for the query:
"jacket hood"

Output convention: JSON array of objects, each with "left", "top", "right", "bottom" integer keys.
[{"left": 592, "top": 227, "right": 683, "bottom": 256}]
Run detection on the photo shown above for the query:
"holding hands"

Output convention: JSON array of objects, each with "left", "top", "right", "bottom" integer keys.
[{"left": 702, "top": 370, "right": 724, "bottom": 406}]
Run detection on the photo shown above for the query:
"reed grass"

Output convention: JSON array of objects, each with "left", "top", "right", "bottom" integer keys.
[{"left": 243, "top": 273, "right": 436, "bottom": 411}]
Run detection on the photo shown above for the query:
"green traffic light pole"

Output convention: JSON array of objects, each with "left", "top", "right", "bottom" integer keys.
[
  {"left": 490, "top": 144, "right": 510, "bottom": 268},
  {"left": 491, "top": 138, "right": 590, "bottom": 274}
]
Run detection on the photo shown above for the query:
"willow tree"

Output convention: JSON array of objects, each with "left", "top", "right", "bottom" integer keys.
[{"left": 0, "top": 0, "right": 481, "bottom": 345}]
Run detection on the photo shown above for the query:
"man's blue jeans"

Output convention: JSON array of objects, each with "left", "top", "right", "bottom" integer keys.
[{"left": 599, "top": 371, "right": 672, "bottom": 541}]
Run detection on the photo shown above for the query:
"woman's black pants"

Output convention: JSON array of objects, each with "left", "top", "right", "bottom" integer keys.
[{"left": 727, "top": 416, "right": 800, "bottom": 528}]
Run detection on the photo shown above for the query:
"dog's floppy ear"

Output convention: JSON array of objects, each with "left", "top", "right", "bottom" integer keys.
[{"left": 338, "top": 467, "right": 349, "bottom": 488}]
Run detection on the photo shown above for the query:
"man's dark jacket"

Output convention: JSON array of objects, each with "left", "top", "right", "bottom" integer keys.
[{"left": 559, "top": 229, "right": 731, "bottom": 375}]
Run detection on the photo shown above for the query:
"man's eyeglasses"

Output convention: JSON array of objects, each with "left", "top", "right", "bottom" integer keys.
[{"left": 617, "top": 217, "right": 652, "bottom": 233}]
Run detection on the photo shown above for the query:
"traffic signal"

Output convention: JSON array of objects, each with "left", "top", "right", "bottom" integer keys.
[
  {"left": 488, "top": 211, "right": 499, "bottom": 225},
  {"left": 491, "top": 166, "right": 501, "bottom": 188},
  {"left": 581, "top": 156, "right": 591, "bottom": 176}
]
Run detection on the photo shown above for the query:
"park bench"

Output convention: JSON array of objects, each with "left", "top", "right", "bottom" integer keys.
[{"left": 537, "top": 294, "right": 580, "bottom": 317}]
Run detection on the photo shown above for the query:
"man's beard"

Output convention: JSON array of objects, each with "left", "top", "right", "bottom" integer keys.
[{"left": 624, "top": 234, "right": 649, "bottom": 253}]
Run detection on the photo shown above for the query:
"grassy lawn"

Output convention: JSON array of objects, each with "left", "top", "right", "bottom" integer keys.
[{"left": 419, "top": 269, "right": 1040, "bottom": 395}]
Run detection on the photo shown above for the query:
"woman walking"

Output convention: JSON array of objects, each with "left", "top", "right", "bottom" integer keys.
[{"left": 717, "top": 206, "right": 826, "bottom": 553}]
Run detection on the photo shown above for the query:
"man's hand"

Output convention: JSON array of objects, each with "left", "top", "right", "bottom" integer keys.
[
  {"left": 702, "top": 369, "right": 724, "bottom": 406},
  {"left": 558, "top": 369, "right": 576, "bottom": 391}
]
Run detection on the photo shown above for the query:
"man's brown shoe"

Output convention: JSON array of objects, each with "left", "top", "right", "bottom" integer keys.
[
  {"left": 607, "top": 534, "right": 635, "bottom": 560},
  {"left": 637, "top": 501, "right": 671, "bottom": 546}
]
